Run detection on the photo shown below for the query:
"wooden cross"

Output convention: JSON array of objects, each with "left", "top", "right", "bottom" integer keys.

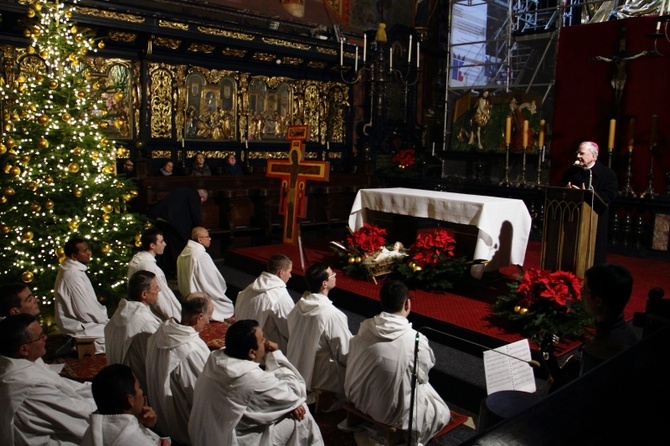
[{"left": 266, "top": 125, "right": 330, "bottom": 245}]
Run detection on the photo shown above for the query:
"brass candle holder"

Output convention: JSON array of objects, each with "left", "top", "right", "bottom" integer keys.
[
  {"left": 620, "top": 148, "right": 636, "bottom": 197},
  {"left": 500, "top": 143, "right": 511, "bottom": 187}
]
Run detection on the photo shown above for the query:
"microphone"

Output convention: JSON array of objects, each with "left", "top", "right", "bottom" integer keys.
[
  {"left": 573, "top": 160, "right": 580, "bottom": 166},
  {"left": 418, "top": 326, "right": 541, "bottom": 368},
  {"left": 588, "top": 167, "right": 593, "bottom": 190}
]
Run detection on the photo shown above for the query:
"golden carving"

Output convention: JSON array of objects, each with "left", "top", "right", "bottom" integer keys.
[
  {"left": 316, "top": 47, "right": 338, "bottom": 56},
  {"left": 154, "top": 37, "right": 182, "bottom": 50},
  {"left": 307, "top": 61, "right": 327, "bottom": 69},
  {"left": 187, "top": 43, "right": 215, "bottom": 54},
  {"left": 108, "top": 31, "right": 137, "bottom": 43},
  {"left": 151, "top": 150, "right": 173, "bottom": 159},
  {"left": 196, "top": 27, "right": 255, "bottom": 41},
  {"left": 133, "top": 62, "right": 141, "bottom": 137},
  {"left": 248, "top": 151, "right": 289, "bottom": 160},
  {"left": 222, "top": 48, "right": 247, "bottom": 58},
  {"left": 252, "top": 52, "right": 277, "bottom": 63},
  {"left": 283, "top": 57, "right": 303, "bottom": 66},
  {"left": 76, "top": 7, "right": 145, "bottom": 23},
  {"left": 159, "top": 20, "right": 189, "bottom": 31},
  {"left": 148, "top": 64, "right": 175, "bottom": 138},
  {"left": 247, "top": 76, "right": 293, "bottom": 142},
  {"left": 18, "top": 55, "right": 46, "bottom": 76},
  {"left": 261, "top": 38, "right": 311, "bottom": 51}
]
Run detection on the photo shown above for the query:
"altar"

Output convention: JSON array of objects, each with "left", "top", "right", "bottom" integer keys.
[{"left": 348, "top": 188, "right": 532, "bottom": 277}]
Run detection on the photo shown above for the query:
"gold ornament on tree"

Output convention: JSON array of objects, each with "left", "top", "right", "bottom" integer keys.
[
  {"left": 44, "top": 175, "right": 53, "bottom": 184},
  {"left": 102, "top": 213, "right": 110, "bottom": 222},
  {"left": 22, "top": 230, "right": 34, "bottom": 241},
  {"left": 4, "top": 137, "right": 15, "bottom": 149},
  {"left": 48, "top": 80, "right": 58, "bottom": 89},
  {"left": 101, "top": 243, "right": 111, "bottom": 254},
  {"left": 62, "top": 113, "right": 71, "bottom": 122},
  {"left": 0, "top": 143, "right": 6, "bottom": 155},
  {"left": 21, "top": 271, "right": 34, "bottom": 283},
  {"left": 73, "top": 189, "right": 82, "bottom": 198},
  {"left": 67, "top": 162, "right": 79, "bottom": 173},
  {"left": 1, "top": 224, "right": 10, "bottom": 234},
  {"left": 10, "top": 166, "right": 21, "bottom": 176},
  {"left": 21, "top": 155, "right": 30, "bottom": 164},
  {"left": 37, "top": 114, "right": 49, "bottom": 125},
  {"left": 73, "top": 147, "right": 82, "bottom": 156},
  {"left": 30, "top": 202, "right": 41, "bottom": 212},
  {"left": 3, "top": 164, "right": 13, "bottom": 174},
  {"left": 4, "top": 187, "right": 16, "bottom": 195},
  {"left": 56, "top": 247, "right": 65, "bottom": 258},
  {"left": 68, "top": 219, "right": 79, "bottom": 230},
  {"left": 37, "top": 137, "right": 49, "bottom": 150},
  {"left": 44, "top": 199, "right": 54, "bottom": 210},
  {"left": 27, "top": 181, "right": 38, "bottom": 191},
  {"left": 102, "top": 204, "right": 114, "bottom": 214}
]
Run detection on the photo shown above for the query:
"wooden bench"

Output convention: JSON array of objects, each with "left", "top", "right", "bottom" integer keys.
[{"left": 342, "top": 403, "right": 407, "bottom": 445}]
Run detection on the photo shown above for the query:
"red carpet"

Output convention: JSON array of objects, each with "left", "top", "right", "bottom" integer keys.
[{"left": 230, "top": 240, "right": 670, "bottom": 353}]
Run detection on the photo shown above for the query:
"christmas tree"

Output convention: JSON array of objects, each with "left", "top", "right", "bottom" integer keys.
[{"left": 0, "top": 0, "right": 145, "bottom": 312}]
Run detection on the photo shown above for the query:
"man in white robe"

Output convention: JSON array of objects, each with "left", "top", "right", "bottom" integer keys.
[
  {"left": 82, "top": 363, "right": 168, "bottom": 446},
  {"left": 344, "top": 280, "right": 450, "bottom": 445},
  {"left": 105, "top": 270, "right": 162, "bottom": 393},
  {"left": 177, "top": 227, "right": 234, "bottom": 321},
  {"left": 0, "top": 283, "right": 40, "bottom": 320},
  {"left": 146, "top": 293, "right": 213, "bottom": 444},
  {"left": 287, "top": 263, "right": 352, "bottom": 406},
  {"left": 0, "top": 314, "right": 97, "bottom": 446},
  {"left": 128, "top": 227, "right": 182, "bottom": 321},
  {"left": 54, "top": 237, "right": 109, "bottom": 353},
  {"left": 235, "top": 253, "right": 295, "bottom": 351},
  {"left": 189, "top": 320, "right": 324, "bottom": 446}
]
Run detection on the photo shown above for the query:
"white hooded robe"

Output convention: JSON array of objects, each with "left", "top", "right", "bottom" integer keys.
[
  {"left": 145, "top": 319, "right": 211, "bottom": 444},
  {"left": 81, "top": 413, "right": 161, "bottom": 446},
  {"left": 235, "top": 272, "right": 295, "bottom": 352},
  {"left": 188, "top": 349, "right": 323, "bottom": 446},
  {"left": 128, "top": 251, "right": 182, "bottom": 322},
  {"left": 177, "top": 240, "right": 234, "bottom": 321},
  {"left": 344, "top": 312, "right": 450, "bottom": 445}
]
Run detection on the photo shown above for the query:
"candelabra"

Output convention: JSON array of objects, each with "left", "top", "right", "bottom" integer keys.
[
  {"left": 518, "top": 145, "right": 529, "bottom": 187},
  {"left": 536, "top": 145, "right": 544, "bottom": 187},
  {"left": 500, "top": 142, "right": 511, "bottom": 187},
  {"left": 641, "top": 115, "right": 659, "bottom": 199},
  {"left": 339, "top": 24, "right": 420, "bottom": 130},
  {"left": 620, "top": 149, "right": 637, "bottom": 197}
]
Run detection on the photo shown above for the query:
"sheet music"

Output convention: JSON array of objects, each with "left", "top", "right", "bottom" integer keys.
[{"left": 483, "top": 339, "right": 536, "bottom": 395}]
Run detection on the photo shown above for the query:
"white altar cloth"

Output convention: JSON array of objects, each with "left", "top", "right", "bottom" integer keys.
[{"left": 348, "top": 188, "right": 532, "bottom": 277}]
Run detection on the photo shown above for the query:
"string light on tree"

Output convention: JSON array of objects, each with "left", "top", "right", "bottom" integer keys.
[{"left": 0, "top": 0, "right": 145, "bottom": 308}]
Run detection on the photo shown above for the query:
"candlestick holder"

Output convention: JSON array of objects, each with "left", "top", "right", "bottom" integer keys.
[
  {"left": 536, "top": 146, "right": 544, "bottom": 187},
  {"left": 641, "top": 143, "right": 657, "bottom": 199},
  {"left": 518, "top": 145, "right": 529, "bottom": 187},
  {"left": 500, "top": 143, "right": 511, "bottom": 187},
  {"left": 608, "top": 148, "right": 613, "bottom": 169},
  {"left": 620, "top": 150, "right": 636, "bottom": 197}
]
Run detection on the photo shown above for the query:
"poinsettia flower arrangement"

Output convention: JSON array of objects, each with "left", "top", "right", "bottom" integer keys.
[
  {"left": 396, "top": 228, "right": 468, "bottom": 291},
  {"left": 392, "top": 148, "right": 416, "bottom": 169},
  {"left": 493, "top": 268, "right": 592, "bottom": 338},
  {"left": 331, "top": 223, "right": 389, "bottom": 277}
]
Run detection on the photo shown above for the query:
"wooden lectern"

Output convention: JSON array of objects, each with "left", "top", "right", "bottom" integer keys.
[{"left": 540, "top": 187, "right": 606, "bottom": 278}]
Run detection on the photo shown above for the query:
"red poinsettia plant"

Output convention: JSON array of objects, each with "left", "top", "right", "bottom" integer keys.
[
  {"left": 346, "top": 223, "right": 387, "bottom": 254},
  {"left": 392, "top": 149, "right": 416, "bottom": 168},
  {"left": 396, "top": 229, "right": 467, "bottom": 291},
  {"left": 493, "top": 268, "right": 591, "bottom": 338}
]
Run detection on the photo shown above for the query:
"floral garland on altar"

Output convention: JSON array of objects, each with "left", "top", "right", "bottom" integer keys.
[
  {"left": 492, "top": 268, "right": 592, "bottom": 338},
  {"left": 392, "top": 149, "right": 416, "bottom": 169}
]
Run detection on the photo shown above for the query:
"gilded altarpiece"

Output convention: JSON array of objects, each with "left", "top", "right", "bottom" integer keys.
[{"left": 147, "top": 62, "right": 349, "bottom": 152}]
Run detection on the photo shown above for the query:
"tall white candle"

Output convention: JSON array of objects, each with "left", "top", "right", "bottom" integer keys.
[
  {"left": 354, "top": 46, "right": 359, "bottom": 72},
  {"left": 245, "top": 140, "right": 248, "bottom": 149},
  {"left": 389, "top": 47, "right": 393, "bottom": 70},
  {"left": 327, "top": 142, "right": 330, "bottom": 151},
  {"left": 408, "top": 35, "right": 413, "bottom": 64},
  {"left": 363, "top": 34, "right": 367, "bottom": 63},
  {"left": 416, "top": 41, "right": 420, "bottom": 68},
  {"left": 339, "top": 39, "right": 343, "bottom": 66}
]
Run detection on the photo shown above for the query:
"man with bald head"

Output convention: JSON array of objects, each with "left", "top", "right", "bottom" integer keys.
[
  {"left": 560, "top": 141, "right": 618, "bottom": 265},
  {"left": 177, "top": 227, "right": 234, "bottom": 321},
  {"left": 145, "top": 293, "right": 214, "bottom": 444}
]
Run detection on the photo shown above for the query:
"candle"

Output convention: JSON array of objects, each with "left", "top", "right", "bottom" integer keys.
[
  {"left": 541, "top": 146, "right": 545, "bottom": 163},
  {"left": 432, "top": 142, "right": 435, "bottom": 156},
  {"left": 326, "top": 142, "right": 330, "bottom": 151},
  {"left": 408, "top": 35, "right": 413, "bottom": 64},
  {"left": 651, "top": 114, "right": 658, "bottom": 147},
  {"left": 339, "top": 39, "right": 343, "bottom": 66},
  {"left": 608, "top": 119, "right": 616, "bottom": 149},
  {"left": 416, "top": 41, "right": 420, "bottom": 68},
  {"left": 354, "top": 46, "right": 359, "bottom": 72},
  {"left": 389, "top": 47, "right": 393, "bottom": 70},
  {"left": 538, "top": 119, "right": 545, "bottom": 148},
  {"left": 628, "top": 118, "right": 635, "bottom": 152},
  {"left": 181, "top": 138, "right": 185, "bottom": 148},
  {"left": 245, "top": 140, "right": 248, "bottom": 149},
  {"left": 523, "top": 120, "right": 529, "bottom": 147},
  {"left": 505, "top": 117, "right": 512, "bottom": 145},
  {"left": 363, "top": 34, "right": 367, "bottom": 63}
]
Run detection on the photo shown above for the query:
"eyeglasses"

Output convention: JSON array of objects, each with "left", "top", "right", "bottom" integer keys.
[
  {"left": 328, "top": 272, "right": 337, "bottom": 279},
  {"left": 24, "top": 331, "right": 46, "bottom": 344}
]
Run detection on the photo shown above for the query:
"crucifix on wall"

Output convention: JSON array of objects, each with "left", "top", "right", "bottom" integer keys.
[{"left": 266, "top": 125, "right": 330, "bottom": 247}]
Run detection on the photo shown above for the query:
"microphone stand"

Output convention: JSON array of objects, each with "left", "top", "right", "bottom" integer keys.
[{"left": 408, "top": 331, "right": 420, "bottom": 446}]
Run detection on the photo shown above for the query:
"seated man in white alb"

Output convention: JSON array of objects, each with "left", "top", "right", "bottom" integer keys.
[
  {"left": 0, "top": 282, "right": 40, "bottom": 320},
  {"left": 105, "top": 270, "right": 162, "bottom": 393},
  {"left": 189, "top": 319, "right": 324, "bottom": 446},
  {"left": 145, "top": 293, "right": 213, "bottom": 445},
  {"left": 287, "top": 263, "right": 352, "bottom": 407},
  {"left": 128, "top": 227, "right": 182, "bottom": 321},
  {"left": 345, "top": 280, "right": 450, "bottom": 444},
  {"left": 54, "top": 237, "right": 109, "bottom": 353},
  {"left": 0, "top": 314, "right": 97, "bottom": 446},
  {"left": 82, "top": 364, "right": 168, "bottom": 446},
  {"left": 235, "top": 253, "right": 295, "bottom": 352},
  {"left": 177, "top": 227, "right": 234, "bottom": 321}
]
